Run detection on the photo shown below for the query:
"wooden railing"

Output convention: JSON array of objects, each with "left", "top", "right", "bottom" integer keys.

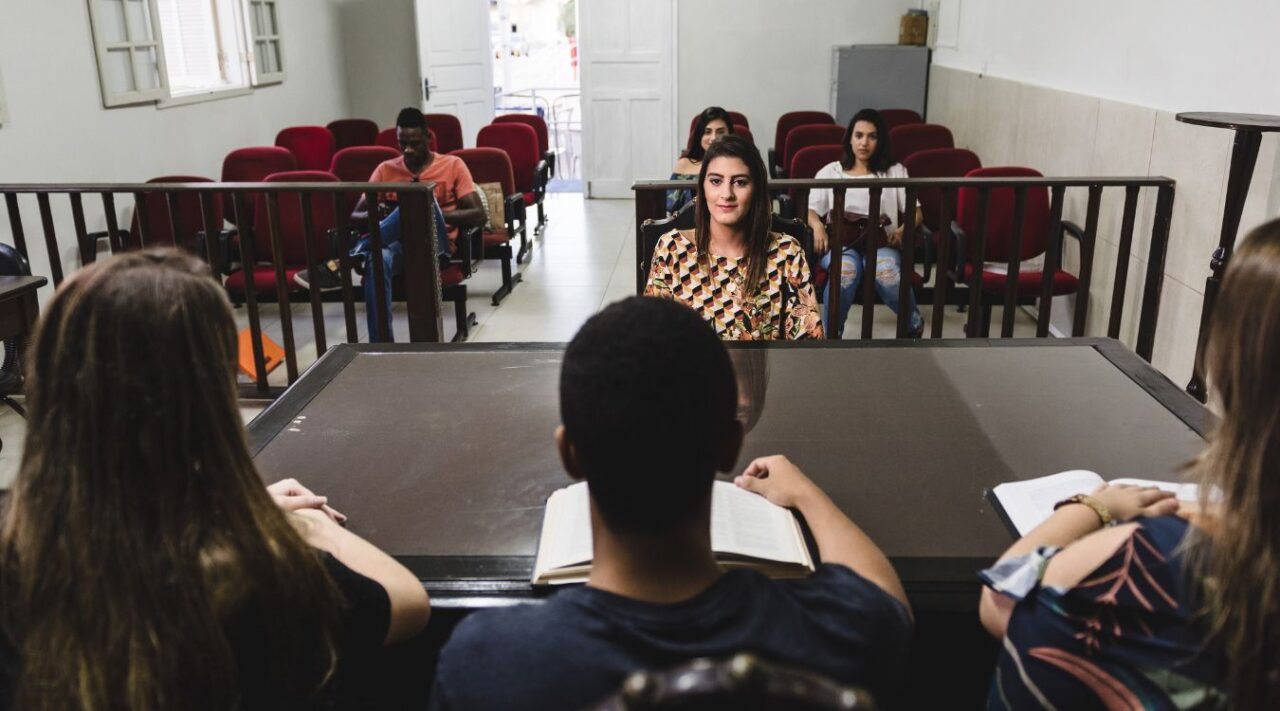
[
  {"left": 1, "top": 182, "right": 445, "bottom": 396},
  {"left": 633, "top": 176, "right": 1175, "bottom": 362}
]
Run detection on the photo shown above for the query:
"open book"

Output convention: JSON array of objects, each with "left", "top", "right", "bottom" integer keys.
[
  {"left": 532, "top": 481, "right": 815, "bottom": 585},
  {"left": 989, "top": 470, "right": 1200, "bottom": 537}
]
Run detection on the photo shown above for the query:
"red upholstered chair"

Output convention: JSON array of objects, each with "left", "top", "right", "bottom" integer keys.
[
  {"left": 375, "top": 127, "right": 437, "bottom": 152},
  {"left": 452, "top": 147, "right": 527, "bottom": 304},
  {"left": 477, "top": 122, "right": 549, "bottom": 232},
  {"left": 781, "top": 124, "right": 845, "bottom": 180},
  {"left": 951, "top": 167, "right": 1084, "bottom": 335},
  {"left": 326, "top": 119, "right": 379, "bottom": 151},
  {"left": 275, "top": 126, "right": 336, "bottom": 172},
  {"left": 220, "top": 147, "right": 297, "bottom": 226},
  {"left": 777, "top": 144, "right": 842, "bottom": 220},
  {"left": 224, "top": 170, "right": 338, "bottom": 300},
  {"left": 494, "top": 113, "right": 556, "bottom": 177},
  {"left": 425, "top": 113, "right": 465, "bottom": 153},
  {"left": 123, "top": 176, "right": 222, "bottom": 252},
  {"left": 889, "top": 123, "right": 954, "bottom": 164},
  {"left": 732, "top": 124, "right": 754, "bottom": 146},
  {"left": 727, "top": 111, "right": 749, "bottom": 128},
  {"left": 880, "top": 109, "right": 924, "bottom": 131},
  {"left": 329, "top": 146, "right": 400, "bottom": 220},
  {"left": 771, "top": 111, "right": 835, "bottom": 176},
  {"left": 902, "top": 147, "right": 982, "bottom": 281}
]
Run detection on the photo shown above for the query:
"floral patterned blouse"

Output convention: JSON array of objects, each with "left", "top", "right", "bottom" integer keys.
[
  {"left": 981, "top": 515, "right": 1229, "bottom": 709},
  {"left": 645, "top": 229, "right": 824, "bottom": 341}
]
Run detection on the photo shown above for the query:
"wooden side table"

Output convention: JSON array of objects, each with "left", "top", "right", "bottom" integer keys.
[{"left": 1176, "top": 112, "right": 1280, "bottom": 401}]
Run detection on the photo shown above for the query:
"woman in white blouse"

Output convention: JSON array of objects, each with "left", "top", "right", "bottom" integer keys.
[{"left": 807, "top": 108, "right": 923, "bottom": 337}]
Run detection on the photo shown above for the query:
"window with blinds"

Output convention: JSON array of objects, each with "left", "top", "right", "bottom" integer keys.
[{"left": 156, "top": 0, "right": 249, "bottom": 95}]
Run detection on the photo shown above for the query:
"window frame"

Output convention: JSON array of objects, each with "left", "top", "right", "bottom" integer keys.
[
  {"left": 244, "top": 0, "right": 286, "bottom": 85},
  {"left": 86, "top": 0, "right": 173, "bottom": 107}
]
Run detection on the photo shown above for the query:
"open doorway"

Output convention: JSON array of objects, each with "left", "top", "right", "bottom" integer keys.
[{"left": 490, "top": 0, "right": 581, "bottom": 192}]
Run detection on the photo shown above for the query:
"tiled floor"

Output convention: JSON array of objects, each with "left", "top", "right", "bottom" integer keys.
[{"left": 0, "top": 192, "right": 1041, "bottom": 487}]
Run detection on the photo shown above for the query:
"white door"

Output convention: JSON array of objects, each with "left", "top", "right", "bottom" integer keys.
[
  {"left": 414, "top": 0, "right": 494, "bottom": 147},
  {"left": 579, "top": 0, "right": 676, "bottom": 198}
]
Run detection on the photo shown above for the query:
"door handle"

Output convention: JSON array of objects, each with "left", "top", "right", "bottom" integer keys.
[{"left": 423, "top": 77, "right": 439, "bottom": 101}]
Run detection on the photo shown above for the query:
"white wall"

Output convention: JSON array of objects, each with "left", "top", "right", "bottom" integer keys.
[
  {"left": 338, "top": 0, "right": 421, "bottom": 127},
  {"left": 930, "top": 0, "right": 1280, "bottom": 115},
  {"left": 0, "top": 0, "right": 353, "bottom": 296},
  {"left": 677, "top": 0, "right": 917, "bottom": 156},
  {"left": 926, "top": 0, "right": 1280, "bottom": 386}
]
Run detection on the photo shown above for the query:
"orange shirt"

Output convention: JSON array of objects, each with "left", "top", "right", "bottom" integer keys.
[{"left": 368, "top": 153, "right": 475, "bottom": 245}]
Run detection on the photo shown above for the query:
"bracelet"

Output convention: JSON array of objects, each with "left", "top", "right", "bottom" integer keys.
[{"left": 1053, "top": 494, "right": 1115, "bottom": 527}]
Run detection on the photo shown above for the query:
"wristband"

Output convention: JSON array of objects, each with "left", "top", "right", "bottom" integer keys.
[{"left": 1053, "top": 494, "right": 1115, "bottom": 527}]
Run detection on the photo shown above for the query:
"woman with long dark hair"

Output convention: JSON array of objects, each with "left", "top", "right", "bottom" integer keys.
[
  {"left": 666, "top": 106, "right": 734, "bottom": 213},
  {"left": 806, "top": 108, "right": 924, "bottom": 337},
  {"left": 646, "top": 135, "right": 822, "bottom": 340},
  {"left": 978, "top": 217, "right": 1280, "bottom": 708},
  {"left": 0, "top": 250, "right": 429, "bottom": 709}
]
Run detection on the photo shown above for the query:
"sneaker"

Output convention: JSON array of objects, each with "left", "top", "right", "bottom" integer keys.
[{"left": 294, "top": 260, "right": 343, "bottom": 292}]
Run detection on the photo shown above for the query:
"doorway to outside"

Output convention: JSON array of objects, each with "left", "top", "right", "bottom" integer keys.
[{"left": 490, "top": 0, "right": 581, "bottom": 192}]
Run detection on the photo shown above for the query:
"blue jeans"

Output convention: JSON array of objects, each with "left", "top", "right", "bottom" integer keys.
[
  {"left": 356, "top": 203, "right": 450, "bottom": 342},
  {"left": 819, "top": 247, "right": 923, "bottom": 338}
]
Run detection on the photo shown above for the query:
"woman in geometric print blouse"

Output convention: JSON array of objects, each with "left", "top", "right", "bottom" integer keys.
[
  {"left": 978, "top": 217, "right": 1280, "bottom": 709},
  {"left": 646, "top": 135, "right": 823, "bottom": 341}
]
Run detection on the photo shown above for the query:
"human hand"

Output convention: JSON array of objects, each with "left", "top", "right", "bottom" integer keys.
[
  {"left": 1089, "top": 483, "right": 1178, "bottom": 522},
  {"left": 734, "top": 455, "right": 823, "bottom": 509},
  {"left": 267, "top": 478, "right": 347, "bottom": 524},
  {"left": 887, "top": 226, "right": 904, "bottom": 249},
  {"left": 814, "top": 227, "right": 829, "bottom": 255}
]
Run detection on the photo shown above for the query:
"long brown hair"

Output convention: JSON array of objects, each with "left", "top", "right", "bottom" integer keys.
[
  {"left": 1187, "top": 217, "right": 1280, "bottom": 708},
  {"left": 0, "top": 250, "right": 342, "bottom": 709},
  {"left": 693, "top": 135, "right": 773, "bottom": 297}
]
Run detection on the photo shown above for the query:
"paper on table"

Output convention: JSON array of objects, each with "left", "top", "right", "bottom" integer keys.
[{"left": 991, "top": 470, "right": 1203, "bottom": 537}]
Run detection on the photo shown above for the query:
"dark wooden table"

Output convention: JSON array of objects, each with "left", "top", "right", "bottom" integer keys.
[
  {"left": 247, "top": 338, "right": 1211, "bottom": 612},
  {"left": 1175, "top": 112, "right": 1280, "bottom": 401},
  {"left": 0, "top": 276, "right": 46, "bottom": 344}
]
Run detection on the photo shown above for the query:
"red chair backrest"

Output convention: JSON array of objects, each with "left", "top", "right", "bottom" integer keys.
[
  {"left": 425, "top": 113, "right": 464, "bottom": 153},
  {"left": 275, "top": 126, "right": 336, "bottom": 172},
  {"left": 889, "top": 123, "right": 954, "bottom": 164},
  {"left": 376, "top": 127, "right": 437, "bottom": 152},
  {"left": 329, "top": 146, "right": 400, "bottom": 182},
  {"left": 733, "top": 124, "right": 754, "bottom": 146},
  {"left": 127, "top": 176, "right": 220, "bottom": 250},
  {"left": 902, "top": 148, "right": 982, "bottom": 232},
  {"left": 727, "top": 111, "right": 749, "bottom": 128},
  {"left": 220, "top": 147, "right": 297, "bottom": 225},
  {"left": 787, "top": 145, "right": 843, "bottom": 217},
  {"left": 326, "top": 118, "right": 379, "bottom": 151},
  {"left": 493, "top": 114, "right": 549, "bottom": 153},
  {"left": 880, "top": 109, "right": 924, "bottom": 131},
  {"left": 956, "top": 167, "right": 1049, "bottom": 263},
  {"left": 451, "top": 148, "right": 516, "bottom": 197},
  {"left": 330, "top": 146, "right": 400, "bottom": 219},
  {"left": 251, "top": 171, "right": 339, "bottom": 266},
  {"left": 783, "top": 124, "right": 845, "bottom": 176},
  {"left": 774, "top": 111, "right": 835, "bottom": 155},
  {"left": 477, "top": 123, "right": 540, "bottom": 193}
]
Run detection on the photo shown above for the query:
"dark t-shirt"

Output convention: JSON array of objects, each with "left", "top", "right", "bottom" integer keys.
[
  {"left": 0, "top": 551, "right": 390, "bottom": 710},
  {"left": 430, "top": 564, "right": 912, "bottom": 710}
]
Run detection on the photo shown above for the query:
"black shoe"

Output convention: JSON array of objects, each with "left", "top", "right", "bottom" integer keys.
[{"left": 295, "top": 261, "right": 343, "bottom": 291}]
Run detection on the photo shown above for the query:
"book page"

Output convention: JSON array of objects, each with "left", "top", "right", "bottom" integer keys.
[
  {"left": 991, "top": 470, "right": 1105, "bottom": 536},
  {"left": 1110, "top": 478, "right": 1200, "bottom": 501},
  {"left": 532, "top": 482, "right": 593, "bottom": 577},
  {"left": 710, "top": 481, "right": 810, "bottom": 567}
]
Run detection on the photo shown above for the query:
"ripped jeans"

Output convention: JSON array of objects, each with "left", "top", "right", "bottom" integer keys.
[{"left": 818, "top": 247, "right": 924, "bottom": 338}]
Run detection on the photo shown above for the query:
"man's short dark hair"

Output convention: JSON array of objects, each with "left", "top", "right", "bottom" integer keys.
[
  {"left": 396, "top": 107, "right": 426, "bottom": 131},
  {"left": 560, "top": 297, "right": 738, "bottom": 534}
]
